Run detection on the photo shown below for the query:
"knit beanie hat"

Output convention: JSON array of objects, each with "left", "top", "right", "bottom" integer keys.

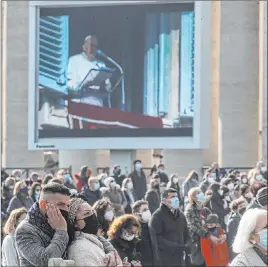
[
  {"left": 256, "top": 187, "right": 268, "bottom": 207},
  {"left": 206, "top": 214, "right": 219, "bottom": 224},
  {"left": 69, "top": 197, "right": 87, "bottom": 224}
]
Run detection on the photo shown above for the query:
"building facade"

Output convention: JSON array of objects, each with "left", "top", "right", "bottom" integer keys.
[{"left": 1, "top": 1, "right": 267, "bottom": 176}]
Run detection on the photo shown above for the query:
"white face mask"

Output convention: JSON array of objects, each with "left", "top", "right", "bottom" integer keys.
[
  {"left": 208, "top": 177, "right": 214, "bottom": 183},
  {"left": 227, "top": 183, "right": 234, "bottom": 190},
  {"left": 225, "top": 195, "right": 231, "bottom": 202},
  {"left": 173, "top": 178, "right": 179, "bottom": 184},
  {"left": 141, "top": 210, "right": 152, "bottom": 223},
  {"left": 261, "top": 166, "right": 267, "bottom": 173},
  {"left": 127, "top": 183, "right": 133, "bottom": 190},
  {"left": 104, "top": 210, "right": 114, "bottom": 222},
  {"left": 121, "top": 229, "right": 135, "bottom": 241},
  {"left": 242, "top": 178, "right": 248, "bottom": 184},
  {"left": 110, "top": 182, "right": 116, "bottom": 189}
]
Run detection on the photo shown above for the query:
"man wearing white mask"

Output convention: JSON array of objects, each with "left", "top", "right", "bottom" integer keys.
[
  {"left": 11, "top": 169, "right": 22, "bottom": 182},
  {"left": 81, "top": 177, "right": 102, "bottom": 206},
  {"left": 132, "top": 200, "right": 159, "bottom": 267},
  {"left": 129, "top": 160, "right": 147, "bottom": 200}
]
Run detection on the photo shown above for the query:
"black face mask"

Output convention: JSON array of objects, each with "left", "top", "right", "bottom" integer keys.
[
  {"left": 117, "top": 169, "right": 121, "bottom": 175},
  {"left": 81, "top": 214, "right": 99, "bottom": 235},
  {"left": 153, "top": 184, "right": 160, "bottom": 190},
  {"left": 60, "top": 209, "right": 69, "bottom": 222}
]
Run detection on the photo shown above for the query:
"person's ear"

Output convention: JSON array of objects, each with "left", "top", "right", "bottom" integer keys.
[{"left": 40, "top": 199, "right": 47, "bottom": 210}]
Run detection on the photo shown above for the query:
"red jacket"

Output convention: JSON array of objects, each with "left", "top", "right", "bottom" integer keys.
[
  {"left": 201, "top": 227, "right": 229, "bottom": 267},
  {"left": 73, "top": 173, "right": 87, "bottom": 192}
]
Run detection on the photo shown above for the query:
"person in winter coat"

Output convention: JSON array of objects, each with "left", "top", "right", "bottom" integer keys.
[
  {"left": 81, "top": 177, "right": 102, "bottom": 206},
  {"left": 108, "top": 214, "right": 142, "bottom": 266},
  {"left": 132, "top": 200, "right": 159, "bottom": 267},
  {"left": 145, "top": 178, "right": 161, "bottom": 214},
  {"left": 226, "top": 197, "right": 247, "bottom": 261},
  {"left": 230, "top": 208, "right": 267, "bottom": 267},
  {"left": 2, "top": 207, "right": 27, "bottom": 267},
  {"left": 7, "top": 180, "right": 34, "bottom": 215},
  {"left": 67, "top": 197, "right": 122, "bottom": 267},
  {"left": 200, "top": 214, "right": 229, "bottom": 267},
  {"left": 208, "top": 183, "right": 230, "bottom": 229},
  {"left": 149, "top": 188, "right": 190, "bottom": 267},
  {"left": 185, "top": 187, "right": 219, "bottom": 267},
  {"left": 103, "top": 177, "right": 127, "bottom": 217},
  {"left": 129, "top": 160, "right": 147, "bottom": 200},
  {"left": 166, "top": 174, "right": 183, "bottom": 209},
  {"left": 157, "top": 164, "right": 169, "bottom": 184},
  {"left": 112, "top": 165, "right": 126, "bottom": 187},
  {"left": 28, "top": 182, "right": 42, "bottom": 203},
  {"left": 182, "top": 170, "right": 199, "bottom": 206},
  {"left": 121, "top": 178, "right": 137, "bottom": 214}
]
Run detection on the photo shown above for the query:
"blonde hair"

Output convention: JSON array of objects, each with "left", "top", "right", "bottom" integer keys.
[
  {"left": 13, "top": 180, "right": 26, "bottom": 195},
  {"left": 3, "top": 207, "right": 27, "bottom": 235},
  {"left": 188, "top": 187, "right": 201, "bottom": 205}
]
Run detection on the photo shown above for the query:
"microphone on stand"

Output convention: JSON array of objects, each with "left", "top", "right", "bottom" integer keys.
[{"left": 96, "top": 49, "right": 125, "bottom": 111}]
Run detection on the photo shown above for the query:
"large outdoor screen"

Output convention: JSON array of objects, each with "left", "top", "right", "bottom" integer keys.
[
  {"left": 29, "top": 1, "right": 211, "bottom": 150},
  {"left": 38, "top": 3, "right": 195, "bottom": 139}
]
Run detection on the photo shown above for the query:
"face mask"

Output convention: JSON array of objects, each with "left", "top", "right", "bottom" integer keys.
[
  {"left": 35, "top": 189, "right": 41, "bottom": 199},
  {"left": 116, "top": 169, "right": 121, "bottom": 175},
  {"left": 81, "top": 214, "right": 99, "bottom": 235},
  {"left": 60, "top": 209, "right": 69, "bottom": 222},
  {"left": 219, "top": 190, "right": 224, "bottom": 196},
  {"left": 65, "top": 174, "right": 71, "bottom": 182},
  {"left": 153, "top": 183, "right": 160, "bottom": 190},
  {"left": 104, "top": 210, "right": 114, "bottom": 222},
  {"left": 227, "top": 183, "right": 234, "bottom": 190},
  {"left": 261, "top": 166, "right": 267, "bottom": 173},
  {"left": 127, "top": 183, "right": 133, "bottom": 190},
  {"left": 141, "top": 210, "right": 152, "bottom": 223},
  {"left": 135, "top": 163, "right": 142, "bottom": 170},
  {"left": 242, "top": 179, "right": 248, "bottom": 184},
  {"left": 197, "top": 192, "right": 206, "bottom": 202},
  {"left": 208, "top": 226, "right": 217, "bottom": 232},
  {"left": 256, "top": 175, "right": 263, "bottom": 181},
  {"left": 20, "top": 187, "right": 28, "bottom": 195},
  {"left": 170, "top": 197, "right": 180, "bottom": 209},
  {"left": 258, "top": 228, "right": 267, "bottom": 251},
  {"left": 211, "top": 173, "right": 216, "bottom": 179},
  {"left": 121, "top": 229, "right": 135, "bottom": 241},
  {"left": 208, "top": 177, "right": 214, "bottom": 183},
  {"left": 94, "top": 183, "right": 100, "bottom": 191},
  {"left": 8, "top": 186, "right": 14, "bottom": 191},
  {"left": 225, "top": 195, "right": 231, "bottom": 202},
  {"left": 173, "top": 178, "right": 179, "bottom": 184}
]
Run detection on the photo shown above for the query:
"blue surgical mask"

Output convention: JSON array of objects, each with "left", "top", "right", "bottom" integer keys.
[
  {"left": 94, "top": 183, "right": 100, "bottom": 191},
  {"left": 258, "top": 228, "right": 267, "bottom": 251},
  {"left": 136, "top": 163, "right": 142, "bottom": 169},
  {"left": 256, "top": 175, "right": 263, "bottom": 181},
  {"left": 170, "top": 197, "right": 180, "bottom": 209},
  {"left": 197, "top": 192, "right": 206, "bottom": 202},
  {"left": 65, "top": 174, "right": 71, "bottom": 182}
]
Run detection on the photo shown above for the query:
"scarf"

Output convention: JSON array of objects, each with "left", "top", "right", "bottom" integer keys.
[{"left": 28, "top": 202, "right": 55, "bottom": 239}]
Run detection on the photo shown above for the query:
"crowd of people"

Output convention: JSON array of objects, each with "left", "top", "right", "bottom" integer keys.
[{"left": 1, "top": 160, "right": 267, "bottom": 267}]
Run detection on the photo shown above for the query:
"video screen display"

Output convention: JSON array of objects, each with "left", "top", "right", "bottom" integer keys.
[{"left": 38, "top": 3, "right": 195, "bottom": 138}]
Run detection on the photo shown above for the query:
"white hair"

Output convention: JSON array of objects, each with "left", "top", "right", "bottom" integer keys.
[{"left": 232, "top": 208, "right": 267, "bottom": 253}]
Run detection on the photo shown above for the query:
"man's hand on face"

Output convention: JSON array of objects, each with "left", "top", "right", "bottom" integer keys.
[
  {"left": 104, "top": 251, "right": 122, "bottom": 267},
  {"left": 46, "top": 203, "right": 67, "bottom": 232}
]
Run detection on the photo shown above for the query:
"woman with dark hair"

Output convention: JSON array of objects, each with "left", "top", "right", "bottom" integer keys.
[
  {"left": 121, "top": 178, "right": 137, "bottom": 214},
  {"left": 28, "top": 182, "right": 42, "bottom": 203},
  {"left": 92, "top": 199, "right": 114, "bottom": 238},
  {"left": 108, "top": 214, "right": 142, "bottom": 266},
  {"left": 67, "top": 197, "right": 121, "bottom": 266},
  {"left": 166, "top": 174, "right": 183, "bottom": 209},
  {"left": 42, "top": 173, "right": 53, "bottom": 185},
  {"left": 145, "top": 177, "right": 161, "bottom": 214},
  {"left": 147, "top": 165, "right": 157, "bottom": 185},
  {"left": 182, "top": 170, "right": 199, "bottom": 206},
  {"left": 240, "top": 184, "right": 252, "bottom": 204}
]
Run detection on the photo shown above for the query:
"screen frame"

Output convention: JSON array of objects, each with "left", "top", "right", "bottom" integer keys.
[{"left": 28, "top": 0, "right": 211, "bottom": 150}]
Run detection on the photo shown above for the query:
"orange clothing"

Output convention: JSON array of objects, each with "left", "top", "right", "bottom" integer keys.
[{"left": 201, "top": 227, "right": 229, "bottom": 267}]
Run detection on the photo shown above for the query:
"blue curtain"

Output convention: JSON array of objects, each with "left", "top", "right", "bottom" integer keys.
[{"left": 143, "top": 11, "right": 195, "bottom": 118}]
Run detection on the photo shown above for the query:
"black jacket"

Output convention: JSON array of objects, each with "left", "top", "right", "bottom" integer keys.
[
  {"left": 210, "top": 192, "right": 230, "bottom": 223},
  {"left": 112, "top": 173, "right": 126, "bottom": 187},
  {"left": 81, "top": 185, "right": 102, "bottom": 206},
  {"left": 129, "top": 170, "right": 147, "bottom": 200},
  {"left": 149, "top": 204, "right": 190, "bottom": 266},
  {"left": 158, "top": 171, "right": 169, "bottom": 184},
  {"left": 123, "top": 189, "right": 137, "bottom": 214},
  {"left": 145, "top": 190, "right": 160, "bottom": 214},
  {"left": 110, "top": 238, "right": 141, "bottom": 263},
  {"left": 136, "top": 222, "right": 159, "bottom": 267},
  {"left": 226, "top": 212, "right": 241, "bottom": 261}
]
